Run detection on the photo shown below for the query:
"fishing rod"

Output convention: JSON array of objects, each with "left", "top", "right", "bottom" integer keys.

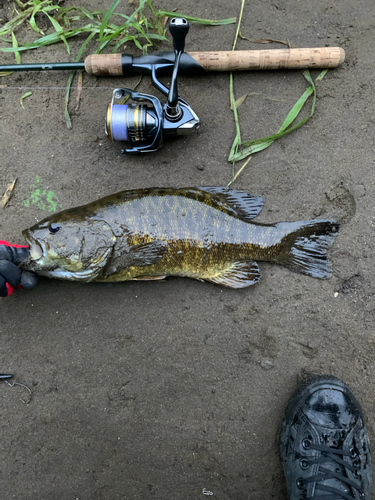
[{"left": 1, "top": 18, "right": 345, "bottom": 154}]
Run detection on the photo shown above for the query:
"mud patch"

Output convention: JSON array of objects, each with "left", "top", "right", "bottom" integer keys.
[
  {"left": 323, "top": 183, "right": 356, "bottom": 224},
  {"left": 106, "top": 381, "right": 136, "bottom": 411},
  {"left": 299, "top": 343, "right": 318, "bottom": 359},
  {"left": 238, "top": 330, "right": 277, "bottom": 369},
  {"left": 338, "top": 274, "right": 364, "bottom": 295}
]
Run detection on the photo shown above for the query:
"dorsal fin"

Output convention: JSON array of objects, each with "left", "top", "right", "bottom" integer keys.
[{"left": 197, "top": 187, "right": 263, "bottom": 221}]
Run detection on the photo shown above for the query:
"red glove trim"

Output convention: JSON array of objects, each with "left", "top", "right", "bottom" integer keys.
[
  {"left": 0, "top": 240, "right": 29, "bottom": 249},
  {"left": 0, "top": 241, "right": 30, "bottom": 296}
]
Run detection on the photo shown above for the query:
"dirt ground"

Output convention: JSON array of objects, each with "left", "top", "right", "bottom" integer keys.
[{"left": 1, "top": 0, "right": 374, "bottom": 498}]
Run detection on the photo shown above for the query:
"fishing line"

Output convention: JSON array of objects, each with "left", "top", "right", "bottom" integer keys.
[{"left": 0, "top": 86, "right": 133, "bottom": 90}]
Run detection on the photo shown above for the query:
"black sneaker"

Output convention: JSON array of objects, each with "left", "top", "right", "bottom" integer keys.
[{"left": 280, "top": 375, "right": 372, "bottom": 499}]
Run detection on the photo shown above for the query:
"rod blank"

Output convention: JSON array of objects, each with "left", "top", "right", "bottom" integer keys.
[{"left": 0, "top": 62, "right": 85, "bottom": 72}]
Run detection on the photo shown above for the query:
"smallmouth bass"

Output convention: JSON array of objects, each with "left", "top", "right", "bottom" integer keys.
[{"left": 21, "top": 187, "right": 339, "bottom": 288}]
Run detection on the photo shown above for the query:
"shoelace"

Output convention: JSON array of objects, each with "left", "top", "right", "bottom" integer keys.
[{"left": 301, "top": 441, "right": 364, "bottom": 500}]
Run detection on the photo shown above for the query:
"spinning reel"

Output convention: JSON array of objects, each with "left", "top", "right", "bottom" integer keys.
[{"left": 105, "top": 18, "right": 200, "bottom": 154}]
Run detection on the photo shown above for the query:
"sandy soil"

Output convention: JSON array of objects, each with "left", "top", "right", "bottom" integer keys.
[{"left": 1, "top": 0, "right": 375, "bottom": 498}]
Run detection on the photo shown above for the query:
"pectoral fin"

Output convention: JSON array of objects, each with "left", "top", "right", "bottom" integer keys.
[
  {"left": 129, "top": 241, "right": 168, "bottom": 267},
  {"left": 102, "top": 240, "right": 168, "bottom": 279},
  {"left": 205, "top": 261, "right": 260, "bottom": 289}
]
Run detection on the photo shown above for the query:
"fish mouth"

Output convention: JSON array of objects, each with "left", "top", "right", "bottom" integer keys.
[{"left": 22, "top": 230, "right": 48, "bottom": 264}]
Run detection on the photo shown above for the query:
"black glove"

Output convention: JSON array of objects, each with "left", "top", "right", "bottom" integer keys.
[{"left": 0, "top": 242, "right": 38, "bottom": 297}]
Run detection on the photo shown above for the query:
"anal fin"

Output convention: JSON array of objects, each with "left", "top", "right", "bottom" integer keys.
[
  {"left": 132, "top": 275, "right": 167, "bottom": 281},
  {"left": 205, "top": 261, "right": 260, "bottom": 289}
]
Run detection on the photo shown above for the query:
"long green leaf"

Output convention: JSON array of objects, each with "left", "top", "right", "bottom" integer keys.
[
  {"left": 55, "top": 6, "right": 95, "bottom": 23},
  {"left": 228, "top": 71, "right": 326, "bottom": 163},
  {"left": 112, "top": 34, "right": 133, "bottom": 53},
  {"left": 44, "top": 12, "right": 70, "bottom": 54},
  {"left": 156, "top": 10, "right": 236, "bottom": 25},
  {"left": 228, "top": 0, "right": 246, "bottom": 164},
  {"left": 0, "top": 24, "right": 99, "bottom": 52},
  {"left": 29, "top": 5, "right": 45, "bottom": 34},
  {"left": 0, "top": 7, "right": 33, "bottom": 36},
  {"left": 99, "top": 0, "right": 122, "bottom": 40},
  {"left": 11, "top": 32, "right": 21, "bottom": 63}
]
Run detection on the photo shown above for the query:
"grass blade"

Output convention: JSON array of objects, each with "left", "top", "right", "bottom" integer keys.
[
  {"left": 227, "top": 156, "right": 251, "bottom": 187},
  {"left": 0, "top": 7, "right": 33, "bottom": 37},
  {"left": 29, "top": 5, "right": 45, "bottom": 34},
  {"left": 156, "top": 10, "right": 236, "bottom": 25},
  {"left": 44, "top": 12, "right": 71, "bottom": 54},
  {"left": 11, "top": 32, "right": 21, "bottom": 63},
  {"left": 228, "top": 70, "right": 327, "bottom": 164},
  {"left": 99, "top": 0, "right": 122, "bottom": 40},
  {"left": 228, "top": 0, "right": 246, "bottom": 166},
  {"left": 20, "top": 91, "right": 32, "bottom": 108}
]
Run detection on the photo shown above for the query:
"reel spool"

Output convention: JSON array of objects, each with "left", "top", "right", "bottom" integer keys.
[
  {"left": 106, "top": 93, "right": 159, "bottom": 145},
  {"left": 105, "top": 18, "right": 200, "bottom": 154}
]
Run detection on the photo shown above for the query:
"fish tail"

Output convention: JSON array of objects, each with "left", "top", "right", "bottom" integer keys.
[{"left": 276, "top": 219, "right": 340, "bottom": 279}]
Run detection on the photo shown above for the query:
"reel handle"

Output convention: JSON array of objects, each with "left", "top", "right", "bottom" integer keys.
[
  {"left": 169, "top": 18, "right": 189, "bottom": 52},
  {"left": 166, "top": 18, "right": 190, "bottom": 119}
]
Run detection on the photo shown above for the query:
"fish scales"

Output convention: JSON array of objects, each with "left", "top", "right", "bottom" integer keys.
[
  {"left": 95, "top": 195, "right": 276, "bottom": 281},
  {"left": 21, "top": 187, "right": 340, "bottom": 288}
]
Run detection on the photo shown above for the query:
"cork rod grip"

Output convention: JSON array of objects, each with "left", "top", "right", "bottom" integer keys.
[
  {"left": 188, "top": 47, "right": 345, "bottom": 71},
  {"left": 84, "top": 53, "right": 123, "bottom": 76},
  {"left": 84, "top": 47, "right": 345, "bottom": 75}
]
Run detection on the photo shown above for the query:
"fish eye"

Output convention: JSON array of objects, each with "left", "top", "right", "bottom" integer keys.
[{"left": 49, "top": 222, "right": 61, "bottom": 234}]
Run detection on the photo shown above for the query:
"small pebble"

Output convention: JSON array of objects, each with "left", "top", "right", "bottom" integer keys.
[{"left": 260, "top": 359, "right": 274, "bottom": 370}]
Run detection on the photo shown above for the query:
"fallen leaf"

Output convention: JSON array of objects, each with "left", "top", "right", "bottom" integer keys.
[
  {"left": 75, "top": 70, "right": 83, "bottom": 111},
  {"left": 238, "top": 30, "right": 249, "bottom": 41},
  {"left": 231, "top": 93, "right": 248, "bottom": 110}
]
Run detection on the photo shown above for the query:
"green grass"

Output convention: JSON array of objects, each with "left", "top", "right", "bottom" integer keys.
[
  {"left": 228, "top": 0, "right": 328, "bottom": 185},
  {"left": 0, "top": 0, "right": 235, "bottom": 127},
  {"left": 0, "top": 0, "right": 235, "bottom": 56},
  {"left": 229, "top": 69, "right": 328, "bottom": 165}
]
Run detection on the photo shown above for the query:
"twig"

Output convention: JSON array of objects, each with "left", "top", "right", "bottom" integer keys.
[
  {"left": 227, "top": 156, "right": 251, "bottom": 186},
  {"left": 1, "top": 179, "right": 17, "bottom": 208},
  {"left": 75, "top": 70, "right": 83, "bottom": 111}
]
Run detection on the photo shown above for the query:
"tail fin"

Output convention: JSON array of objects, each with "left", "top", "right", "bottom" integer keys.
[{"left": 277, "top": 219, "right": 339, "bottom": 279}]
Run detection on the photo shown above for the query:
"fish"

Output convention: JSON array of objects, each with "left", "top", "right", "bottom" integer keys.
[{"left": 21, "top": 187, "right": 339, "bottom": 289}]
